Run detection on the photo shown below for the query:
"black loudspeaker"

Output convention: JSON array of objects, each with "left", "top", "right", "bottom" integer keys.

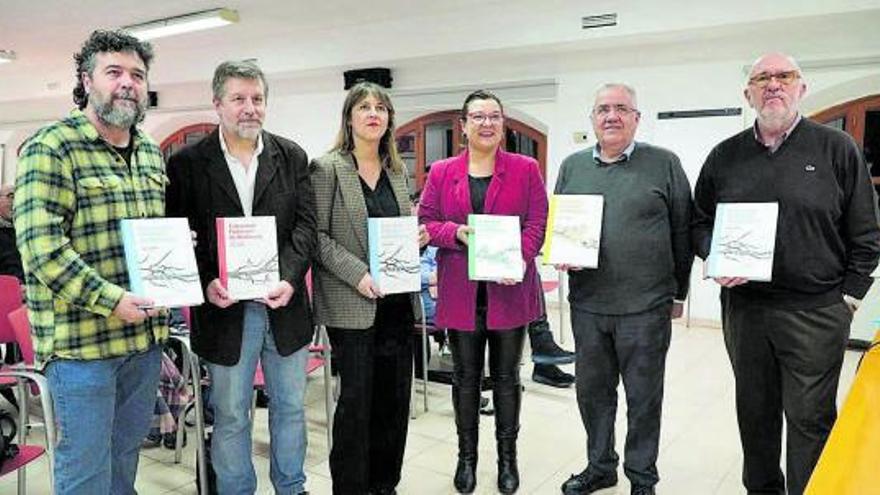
[
  {"left": 148, "top": 91, "right": 159, "bottom": 108},
  {"left": 343, "top": 68, "right": 392, "bottom": 90}
]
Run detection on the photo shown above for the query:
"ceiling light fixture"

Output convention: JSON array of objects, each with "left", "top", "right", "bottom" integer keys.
[
  {"left": 122, "top": 8, "right": 239, "bottom": 41},
  {"left": 0, "top": 50, "right": 16, "bottom": 64}
]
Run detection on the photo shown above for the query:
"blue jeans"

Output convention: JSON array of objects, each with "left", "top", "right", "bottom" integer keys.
[
  {"left": 46, "top": 343, "right": 162, "bottom": 495},
  {"left": 207, "top": 302, "right": 309, "bottom": 495}
]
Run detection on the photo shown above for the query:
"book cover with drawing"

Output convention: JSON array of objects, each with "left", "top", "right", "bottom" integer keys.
[
  {"left": 542, "top": 194, "right": 603, "bottom": 267},
  {"left": 468, "top": 214, "right": 523, "bottom": 282},
  {"left": 121, "top": 217, "right": 204, "bottom": 307},
  {"left": 367, "top": 217, "right": 421, "bottom": 294},
  {"left": 706, "top": 202, "right": 778, "bottom": 281},
  {"left": 216, "top": 216, "right": 279, "bottom": 300}
]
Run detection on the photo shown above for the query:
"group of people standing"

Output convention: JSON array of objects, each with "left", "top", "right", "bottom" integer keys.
[{"left": 7, "top": 27, "right": 879, "bottom": 495}]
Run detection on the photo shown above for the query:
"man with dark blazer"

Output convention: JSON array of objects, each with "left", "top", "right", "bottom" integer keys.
[{"left": 166, "top": 60, "right": 316, "bottom": 495}]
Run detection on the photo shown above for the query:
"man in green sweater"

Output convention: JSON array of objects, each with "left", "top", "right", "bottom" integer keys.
[
  {"left": 692, "top": 53, "right": 880, "bottom": 495},
  {"left": 559, "top": 83, "right": 693, "bottom": 495}
]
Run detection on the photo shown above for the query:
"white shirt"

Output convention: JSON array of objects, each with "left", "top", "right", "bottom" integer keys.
[{"left": 219, "top": 130, "right": 264, "bottom": 217}]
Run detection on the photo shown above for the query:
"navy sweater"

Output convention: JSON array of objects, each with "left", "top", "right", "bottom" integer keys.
[{"left": 692, "top": 118, "right": 880, "bottom": 309}]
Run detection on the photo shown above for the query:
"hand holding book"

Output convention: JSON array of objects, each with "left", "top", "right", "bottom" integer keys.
[
  {"left": 206, "top": 279, "right": 236, "bottom": 308},
  {"left": 262, "top": 280, "right": 294, "bottom": 309}
]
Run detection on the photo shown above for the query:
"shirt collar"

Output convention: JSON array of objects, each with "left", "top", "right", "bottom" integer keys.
[
  {"left": 753, "top": 113, "right": 802, "bottom": 152},
  {"left": 593, "top": 140, "right": 637, "bottom": 164},
  {"left": 218, "top": 127, "right": 264, "bottom": 162}
]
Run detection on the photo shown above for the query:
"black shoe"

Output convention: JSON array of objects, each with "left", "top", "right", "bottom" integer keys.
[
  {"left": 479, "top": 396, "right": 494, "bottom": 416},
  {"left": 454, "top": 457, "right": 477, "bottom": 493},
  {"left": 531, "top": 338, "right": 575, "bottom": 365},
  {"left": 532, "top": 364, "right": 575, "bottom": 388},
  {"left": 163, "top": 430, "right": 186, "bottom": 449},
  {"left": 497, "top": 446, "right": 519, "bottom": 494},
  {"left": 561, "top": 468, "right": 618, "bottom": 495},
  {"left": 631, "top": 485, "right": 655, "bottom": 495},
  {"left": 142, "top": 431, "right": 162, "bottom": 449}
]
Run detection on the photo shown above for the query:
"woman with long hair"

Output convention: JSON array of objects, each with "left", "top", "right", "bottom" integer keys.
[
  {"left": 310, "top": 81, "right": 426, "bottom": 495},
  {"left": 419, "top": 90, "right": 548, "bottom": 494}
]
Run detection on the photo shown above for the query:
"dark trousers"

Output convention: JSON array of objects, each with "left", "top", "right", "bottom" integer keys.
[
  {"left": 721, "top": 294, "right": 851, "bottom": 495},
  {"left": 448, "top": 309, "right": 526, "bottom": 450},
  {"left": 327, "top": 306, "right": 413, "bottom": 495},
  {"left": 571, "top": 303, "right": 672, "bottom": 487}
]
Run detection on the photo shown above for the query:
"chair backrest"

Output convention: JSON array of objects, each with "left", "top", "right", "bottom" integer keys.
[
  {"left": 7, "top": 306, "right": 35, "bottom": 365},
  {"left": 0, "top": 275, "right": 23, "bottom": 345}
]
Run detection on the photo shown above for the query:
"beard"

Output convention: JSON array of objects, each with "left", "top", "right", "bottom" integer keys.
[
  {"left": 90, "top": 88, "right": 147, "bottom": 129},
  {"left": 232, "top": 121, "right": 262, "bottom": 141}
]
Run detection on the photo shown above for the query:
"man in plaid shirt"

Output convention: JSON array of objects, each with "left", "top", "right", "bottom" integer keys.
[{"left": 14, "top": 30, "right": 167, "bottom": 494}]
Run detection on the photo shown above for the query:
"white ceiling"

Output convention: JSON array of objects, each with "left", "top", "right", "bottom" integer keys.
[{"left": 1, "top": 0, "right": 879, "bottom": 104}]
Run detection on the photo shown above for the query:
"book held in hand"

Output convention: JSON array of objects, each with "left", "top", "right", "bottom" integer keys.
[
  {"left": 121, "top": 217, "right": 204, "bottom": 308},
  {"left": 368, "top": 217, "right": 421, "bottom": 294},
  {"left": 216, "top": 216, "right": 280, "bottom": 300},
  {"left": 542, "top": 194, "right": 603, "bottom": 268},
  {"left": 468, "top": 214, "right": 523, "bottom": 282},
  {"left": 706, "top": 202, "right": 778, "bottom": 281}
]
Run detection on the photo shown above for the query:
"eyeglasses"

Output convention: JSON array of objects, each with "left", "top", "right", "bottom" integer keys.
[
  {"left": 592, "top": 104, "right": 639, "bottom": 118},
  {"left": 467, "top": 112, "right": 503, "bottom": 125},
  {"left": 748, "top": 70, "right": 800, "bottom": 88}
]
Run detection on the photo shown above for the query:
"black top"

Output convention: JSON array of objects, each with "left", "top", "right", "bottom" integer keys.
[
  {"left": 359, "top": 169, "right": 400, "bottom": 218},
  {"left": 693, "top": 118, "right": 880, "bottom": 309},
  {"left": 355, "top": 160, "right": 411, "bottom": 314},
  {"left": 0, "top": 226, "right": 23, "bottom": 281},
  {"left": 469, "top": 175, "right": 492, "bottom": 214},
  {"left": 113, "top": 140, "right": 134, "bottom": 168},
  {"left": 469, "top": 174, "right": 493, "bottom": 310},
  {"left": 556, "top": 143, "right": 693, "bottom": 315}
]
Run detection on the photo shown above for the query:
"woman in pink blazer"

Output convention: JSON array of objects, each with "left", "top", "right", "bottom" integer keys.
[{"left": 419, "top": 90, "right": 548, "bottom": 494}]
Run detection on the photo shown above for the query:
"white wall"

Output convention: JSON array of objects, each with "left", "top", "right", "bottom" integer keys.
[{"left": 1, "top": 52, "right": 877, "bottom": 325}]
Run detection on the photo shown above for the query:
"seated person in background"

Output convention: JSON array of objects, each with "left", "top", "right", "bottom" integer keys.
[
  {"left": 421, "top": 244, "right": 439, "bottom": 324},
  {"left": 0, "top": 184, "right": 22, "bottom": 410},
  {"left": 0, "top": 185, "right": 23, "bottom": 281},
  {"left": 528, "top": 278, "right": 576, "bottom": 388}
]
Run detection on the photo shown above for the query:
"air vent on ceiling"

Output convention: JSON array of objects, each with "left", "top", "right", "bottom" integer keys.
[{"left": 582, "top": 13, "right": 617, "bottom": 29}]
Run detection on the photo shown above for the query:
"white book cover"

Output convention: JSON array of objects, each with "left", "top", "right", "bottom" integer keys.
[
  {"left": 368, "top": 217, "right": 421, "bottom": 294},
  {"left": 121, "top": 217, "right": 204, "bottom": 308},
  {"left": 217, "top": 216, "right": 280, "bottom": 300},
  {"left": 706, "top": 202, "right": 779, "bottom": 281},
  {"left": 468, "top": 214, "right": 523, "bottom": 282},
  {"left": 542, "top": 194, "right": 603, "bottom": 268}
]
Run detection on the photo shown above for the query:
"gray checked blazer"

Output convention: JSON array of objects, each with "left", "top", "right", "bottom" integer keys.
[{"left": 310, "top": 150, "right": 422, "bottom": 329}]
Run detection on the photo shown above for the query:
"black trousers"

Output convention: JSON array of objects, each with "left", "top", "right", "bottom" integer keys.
[
  {"left": 448, "top": 308, "right": 526, "bottom": 447},
  {"left": 571, "top": 303, "right": 672, "bottom": 487},
  {"left": 327, "top": 303, "right": 413, "bottom": 495},
  {"left": 722, "top": 294, "right": 851, "bottom": 495}
]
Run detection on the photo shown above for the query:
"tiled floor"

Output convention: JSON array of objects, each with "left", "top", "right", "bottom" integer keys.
[{"left": 0, "top": 313, "right": 862, "bottom": 494}]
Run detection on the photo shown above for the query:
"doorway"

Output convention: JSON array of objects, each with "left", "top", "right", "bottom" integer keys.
[{"left": 395, "top": 110, "right": 547, "bottom": 194}]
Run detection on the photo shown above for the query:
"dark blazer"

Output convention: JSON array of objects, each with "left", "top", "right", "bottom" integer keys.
[
  {"left": 166, "top": 129, "right": 317, "bottom": 365},
  {"left": 310, "top": 150, "right": 421, "bottom": 329}
]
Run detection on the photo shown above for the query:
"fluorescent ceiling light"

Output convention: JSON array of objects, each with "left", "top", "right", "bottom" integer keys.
[
  {"left": 0, "top": 50, "right": 16, "bottom": 64},
  {"left": 123, "top": 8, "right": 239, "bottom": 41}
]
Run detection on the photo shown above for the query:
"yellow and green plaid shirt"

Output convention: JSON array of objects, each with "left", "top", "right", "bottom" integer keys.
[{"left": 14, "top": 109, "right": 168, "bottom": 362}]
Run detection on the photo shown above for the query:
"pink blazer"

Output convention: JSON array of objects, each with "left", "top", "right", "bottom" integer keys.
[{"left": 419, "top": 149, "right": 548, "bottom": 331}]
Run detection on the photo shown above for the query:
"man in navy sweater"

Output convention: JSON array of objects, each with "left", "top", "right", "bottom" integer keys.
[{"left": 693, "top": 52, "right": 880, "bottom": 495}]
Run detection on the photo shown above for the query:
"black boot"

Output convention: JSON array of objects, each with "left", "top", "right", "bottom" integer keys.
[
  {"left": 454, "top": 433, "right": 478, "bottom": 493},
  {"left": 497, "top": 438, "right": 519, "bottom": 494},
  {"left": 452, "top": 384, "right": 479, "bottom": 493},
  {"left": 494, "top": 375, "right": 521, "bottom": 494}
]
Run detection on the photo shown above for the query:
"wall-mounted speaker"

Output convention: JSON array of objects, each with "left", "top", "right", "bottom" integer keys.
[{"left": 343, "top": 68, "right": 392, "bottom": 90}]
